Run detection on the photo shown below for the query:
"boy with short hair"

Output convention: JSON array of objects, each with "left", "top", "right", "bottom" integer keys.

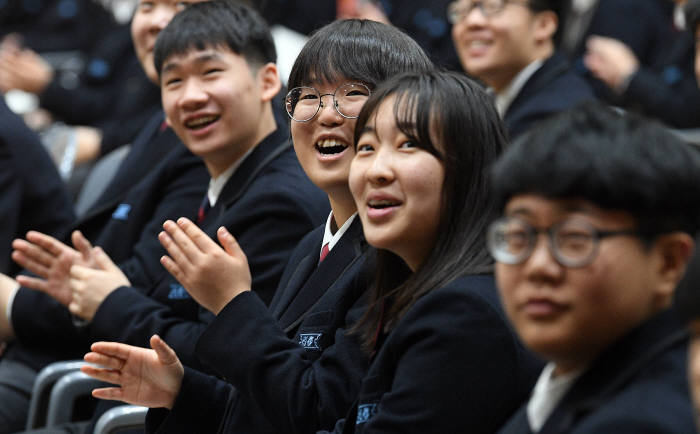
[
  {"left": 489, "top": 103, "right": 700, "bottom": 433},
  {"left": 449, "top": 0, "right": 594, "bottom": 138}
]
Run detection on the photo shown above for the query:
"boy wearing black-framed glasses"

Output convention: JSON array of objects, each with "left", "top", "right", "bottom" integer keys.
[{"left": 491, "top": 103, "right": 700, "bottom": 433}]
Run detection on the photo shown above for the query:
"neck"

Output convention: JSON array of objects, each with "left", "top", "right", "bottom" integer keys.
[
  {"left": 488, "top": 44, "right": 553, "bottom": 93},
  {"left": 328, "top": 191, "right": 356, "bottom": 234},
  {"left": 204, "top": 107, "right": 277, "bottom": 178}
]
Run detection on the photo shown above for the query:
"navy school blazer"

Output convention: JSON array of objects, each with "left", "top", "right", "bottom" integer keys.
[
  {"left": 322, "top": 275, "right": 542, "bottom": 434},
  {"left": 146, "top": 217, "right": 373, "bottom": 434},
  {"left": 504, "top": 52, "right": 595, "bottom": 140},
  {"left": 7, "top": 116, "right": 209, "bottom": 371},
  {"left": 497, "top": 309, "right": 694, "bottom": 434}
]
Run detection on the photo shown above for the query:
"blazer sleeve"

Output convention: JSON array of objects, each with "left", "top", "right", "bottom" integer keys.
[
  {"left": 195, "top": 290, "right": 369, "bottom": 434},
  {"left": 354, "top": 284, "right": 530, "bottom": 434},
  {"left": 145, "top": 366, "right": 233, "bottom": 434}
]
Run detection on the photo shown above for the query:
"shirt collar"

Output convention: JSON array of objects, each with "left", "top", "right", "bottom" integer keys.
[
  {"left": 526, "top": 362, "right": 583, "bottom": 432},
  {"left": 207, "top": 145, "right": 256, "bottom": 207},
  {"left": 321, "top": 211, "right": 358, "bottom": 253},
  {"left": 494, "top": 58, "right": 545, "bottom": 117}
]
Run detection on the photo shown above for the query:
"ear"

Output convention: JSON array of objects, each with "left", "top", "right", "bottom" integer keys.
[
  {"left": 652, "top": 232, "right": 695, "bottom": 302},
  {"left": 257, "top": 62, "right": 282, "bottom": 103},
  {"left": 532, "top": 10, "right": 558, "bottom": 44}
]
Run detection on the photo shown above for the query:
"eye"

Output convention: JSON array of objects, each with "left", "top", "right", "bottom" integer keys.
[
  {"left": 175, "top": 1, "right": 191, "bottom": 10},
  {"left": 204, "top": 68, "right": 222, "bottom": 75},
  {"left": 137, "top": 0, "right": 154, "bottom": 10},
  {"left": 398, "top": 141, "right": 416, "bottom": 149},
  {"left": 164, "top": 77, "right": 181, "bottom": 87},
  {"left": 356, "top": 143, "right": 374, "bottom": 153}
]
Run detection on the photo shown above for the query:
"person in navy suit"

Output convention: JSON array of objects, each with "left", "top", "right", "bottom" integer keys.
[
  {"left": 80, "top": 16, "right": 434, "bottom": 434},
  {"left": 449, "top": 0, "right": 594, "bottom": 138},
  {"left": 489, "top": 104, "right": 700, "bottom": 433},
  {"left": 0, "top": 99, "right": 75, "bottom": 276}
]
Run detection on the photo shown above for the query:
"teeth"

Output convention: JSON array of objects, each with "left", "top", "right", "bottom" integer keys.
[
  {"left": 316, "top": 139, "right": 348, "bottom": 148},
  {"left": 186, "top": 115, "right": 218, "bottom": 128},
  {"left": 469, "top": 40, "right": 489, "bottom": 48},
  {"left": 368, "top": 199, "right": 398, "bottom": 208}
]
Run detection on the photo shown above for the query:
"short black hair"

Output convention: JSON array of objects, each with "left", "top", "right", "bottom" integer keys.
[
  {"left": 686, "top": 0, "right": 700, "bottom": 35},
  {"left": 529, "top": 0, "right": 562, "bottom": 18},
  {"left": 287, "top": 19, "right": 433, "bottom": 91},
  {"left": 153, "top": 1, "right": 275, "bottom": 77},
  {"left": 491, "top": 103, "right": 700, "bottom": 239}
]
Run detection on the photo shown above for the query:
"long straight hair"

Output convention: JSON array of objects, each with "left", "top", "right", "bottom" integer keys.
[{"left": 352, "top": 70, "right": 508, "bottom": 351}]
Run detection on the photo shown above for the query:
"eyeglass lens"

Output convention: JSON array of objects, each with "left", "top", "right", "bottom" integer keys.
[{"left": 285, "top": 83, "right": 370, "bottom": 122}]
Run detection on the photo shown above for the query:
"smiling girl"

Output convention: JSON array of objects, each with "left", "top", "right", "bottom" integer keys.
[{"left": 322, "top": 70, "right": 541, "bottom": 433}]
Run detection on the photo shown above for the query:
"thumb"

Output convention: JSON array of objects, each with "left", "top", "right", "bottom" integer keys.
[
  {"left": 150, "top": 335, "right": 179, "bottom": 365},
  {"left": 72, "top": 230, "right": 93, "bottom": 260},
  {"left": 93, "top": 247, "right": 118, "bottom": 272},
  {"left": 217, "top": 227, "right": 245, "bottom": 259}
]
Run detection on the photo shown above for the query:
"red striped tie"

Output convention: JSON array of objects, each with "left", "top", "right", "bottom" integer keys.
[{"left": 319, "top": 243, "right": 330, "bottom": 262}]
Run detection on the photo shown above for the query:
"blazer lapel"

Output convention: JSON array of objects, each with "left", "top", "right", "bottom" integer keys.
[
  {"left": 278, "top": 219, "right": 365, "bottom": 331},
  {"left": 271, "top": 252, "right": 318, "bottom": 320}
]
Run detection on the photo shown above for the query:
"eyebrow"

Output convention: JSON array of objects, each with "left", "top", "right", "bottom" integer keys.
[{"left": 161, "top": 52, "right": 225, "bottom": 75}]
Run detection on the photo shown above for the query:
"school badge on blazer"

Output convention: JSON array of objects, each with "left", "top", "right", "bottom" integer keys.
[
  {"left": 298, "top": 333, "right": 323, "bottom": 350},
  {"left": 111, "top": 203, "right": 132, "bottom": 220}
]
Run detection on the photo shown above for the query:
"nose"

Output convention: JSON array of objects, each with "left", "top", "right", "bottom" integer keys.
[
  {"left": 316, "top": 94, "right": 343, "bottom": 126},
  {"left": 463, "top": 4, "right": 487, "bottom": 27},
  {"left": 522, "top": 235, "right": 564, "bottom": 283},
  {"left": 149, "top": 6, "right": 176, "bottom": 34},
  {"left": 178, "top": 79, "right": 208, "bottom": 110},
  {"left": 365, "top": 147, "right": 394, "bottom": 185}
]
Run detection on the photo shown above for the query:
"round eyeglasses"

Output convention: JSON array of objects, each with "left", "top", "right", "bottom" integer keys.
[
  {"left": 285, "top": 83, "right": 371, "bottom": 122},
  {"left": 447, "top": 0, "right": 523, "bottom": 23},
  {"left": 487, "top": 217, "right": 640, "bottom": 268}
]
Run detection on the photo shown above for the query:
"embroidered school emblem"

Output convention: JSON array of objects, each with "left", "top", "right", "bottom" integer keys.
[
  {"left": 298, "top": 333, "right": 322, "bottom": 350},
  {"left": 356, "top": 403, "right": 378, "bottom": 425},
  {"left": 111, "top": 204, "right": 132, "bottom": 220},
  {"left": 167, "top": 284, "right": 190, "bottom": 300}
]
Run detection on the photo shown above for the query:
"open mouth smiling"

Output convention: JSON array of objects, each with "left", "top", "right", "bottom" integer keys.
[
  {"left": 315, "top": 139, "right": 349, "bottom": 155},
  {"left": 185, "top": 115, "right": 220, "bottom": 130}
]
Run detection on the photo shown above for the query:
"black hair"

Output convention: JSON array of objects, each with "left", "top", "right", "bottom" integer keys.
[
  {"left": 153, "top": 0, "right": 276, "bottom": 77},
  {"left": 528, "top": 0, "right": 562, "bottom": 18},
  {"left": 353, "top": 70, "right": 507, "bottom": 350},
  {"left": 491, "top": 103, "right": 700, "bottom": 240},
  {"left": 686, "top": 0, "right": 700, "bottom": 35},
  {"left": 287, "top": 19, "right": 433, "bottom": 91}
]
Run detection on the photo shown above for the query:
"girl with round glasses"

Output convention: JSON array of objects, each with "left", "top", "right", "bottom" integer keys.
[
  {"left": 317, "top": 70, "right": 541, "bottom": 433},
  {"left": 81, "top": 19, "right": 434, "bottom": 434}
]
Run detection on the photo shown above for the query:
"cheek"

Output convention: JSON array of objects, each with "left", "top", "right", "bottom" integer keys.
[{"left": 348, "top": 162, "right": 364, "bottom": 203}]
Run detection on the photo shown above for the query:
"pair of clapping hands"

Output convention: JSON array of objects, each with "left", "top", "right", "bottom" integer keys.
[
  {"left": 13, "top": 218, "right": 251, "bottom": 320},
  {"left": 14, "top": 218, "right": 253, "bottom": 409}
]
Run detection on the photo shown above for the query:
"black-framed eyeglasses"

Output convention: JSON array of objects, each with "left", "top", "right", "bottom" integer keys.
[
  {"left": 487, "top": 217, "right": 640, "bottom": 268},
  {"left": 284, "top": 82, "right": 371, "bottom": 122},
  {"left": 447, "top": 0, "right": 522, "bottom": 23}
]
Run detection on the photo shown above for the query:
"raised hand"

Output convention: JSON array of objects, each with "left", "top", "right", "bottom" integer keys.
[
  {"left": 69, "top": 247, "right": 131, "bottom": 321},
  {"left": 12, "top": 231, "right": 85, "bottom": 306},
  {"left": 82, "top": 335, "right": 184, "bottom": 409},
  {"left": 158, "top": 218, "right": 251, "bottom": 314}
]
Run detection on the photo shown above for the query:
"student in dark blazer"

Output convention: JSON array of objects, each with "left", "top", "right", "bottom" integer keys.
[
  {"left": 450, "top": 0, "right": 594, "bottom": 139},
  {"left": 0, "top": 98, "right": 74, "bottom": 276},
  {"left": 81, "top": 17, "right": 434, "bottom": 434},
  {"left": 489, "top": 104, "right": 700, "bottom": 433}
]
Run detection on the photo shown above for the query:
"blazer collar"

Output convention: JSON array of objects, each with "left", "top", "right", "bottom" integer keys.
[
  {"left": 277, "top": 218, "right": 366, "bottom": 331},
  {"left": 505, "top": 52, "right": 570, "bottom": 119},
  {"left": 197, "top": 124, "right": 290, "bottom": 229},
  {"left": 539, "top": 309, "right": 687, "bottom": 433}
]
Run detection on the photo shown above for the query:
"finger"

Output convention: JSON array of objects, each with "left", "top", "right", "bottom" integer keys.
[
  {"left": 81, "top": 366, "right": 122, "bottom": 385},
  {"left": 11, "top": 250, "right": 49, "bottom": 278},
  {"left": 68, "top": 300, "right": 82, "bottom": 317},
  {"left": 70, "top": 265, "right": 91, "bottom": 280},
  {"left": 71, "top": 230, "right": 93, "bottom": 260},
  {"left": 163, "top": 220, "right": 201, "bottom": 261},
  {"left": 217, "top": 227, "right": 246, "bottom": 259},
  {"left": 159, "top": 255, "right": 184, "bottom": 283},
  {"left": 90, "top": 341, "right": 137, "bottom": 360},
  {"left": 150, "top": 335, "right": 179, "bottom": 365},
  {"left": 12, "top": 238, "right": 53, "bottom": 268},
  {"left": 158, "top": 231, "right": 192, "bottom": 272},
  {"left": 15, "top": 275, "right": 48, "bottom": 293},
  {"left": 25, "top": 231, "right": 69, "bottom": 257},
  {"left": 92, "top": 247, "right": 118, "bottom": 272},
  {"left": 177, "top": 217, "right": 216, "bottom": 252},
  {"left": 91, "top": 387, "right": 124, "bottom": 401},
  {"left": 84, "top": 352, "right": 125, "bottom": 370}
]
